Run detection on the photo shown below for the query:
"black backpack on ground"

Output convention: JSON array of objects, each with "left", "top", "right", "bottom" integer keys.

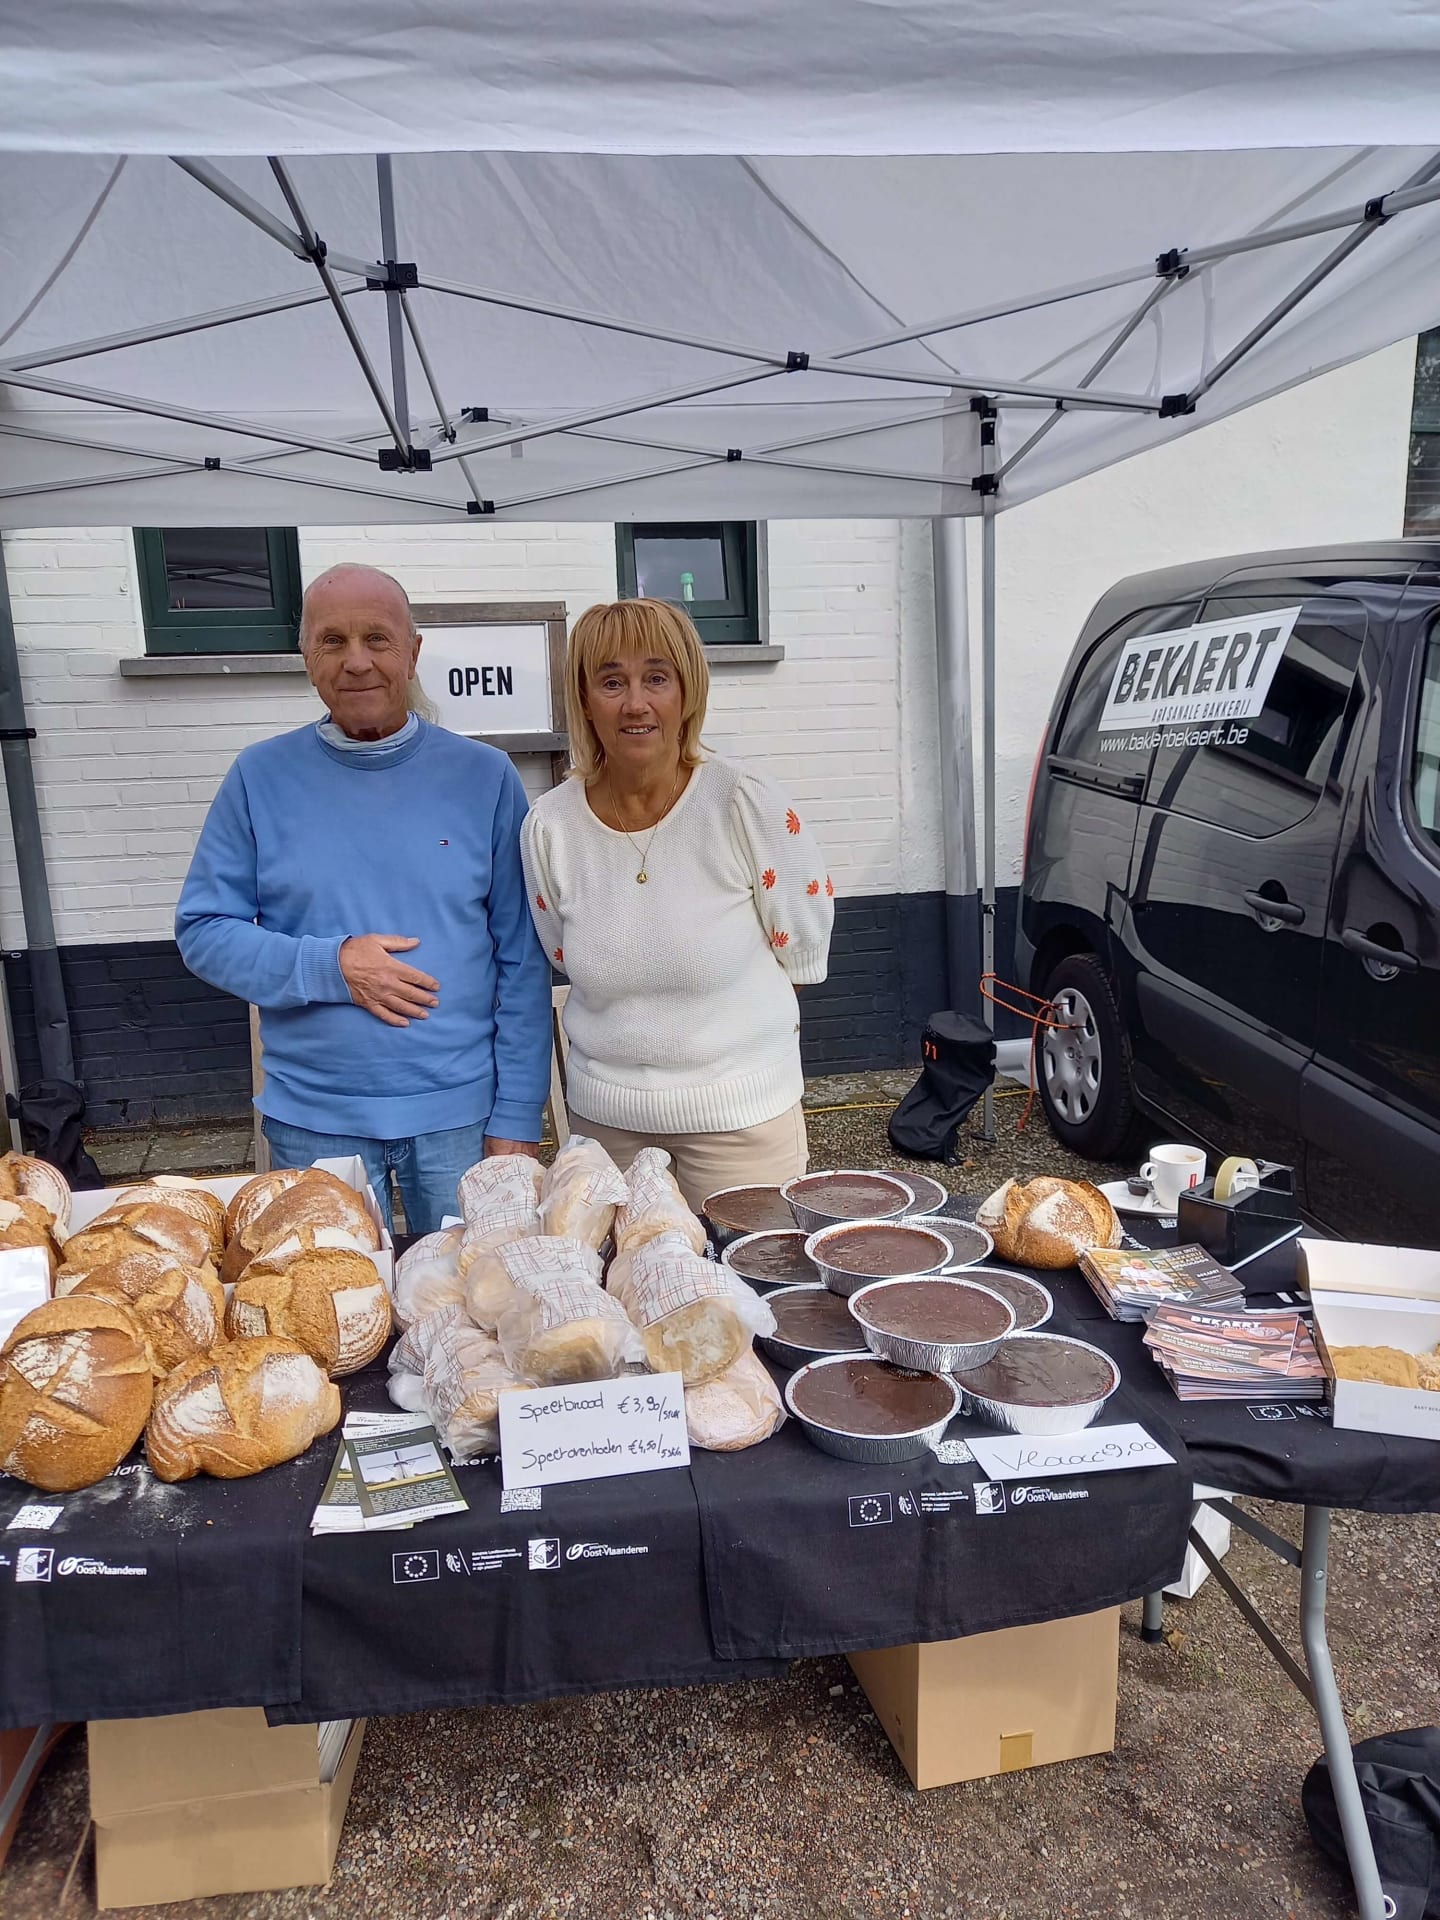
[
  {"left": 7, "top": 1079, "right": 105, "bottom": 1189},
  {"left": 886, "top": 1012, "right": 995, "bottom": 1164},
  {"left": 1302, "top": 1727, "right": 1440, "bottom": 1919}
]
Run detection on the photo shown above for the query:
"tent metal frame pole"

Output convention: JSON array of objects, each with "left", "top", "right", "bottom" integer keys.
[
  {"left": 1179, "top": 167, "right": 1440, "bottom": 271},
  {"left": 489, "top": 453, "right": 723, "bottom": 517},
  {"left": 172, "top": 157, "right": 383, "bottom": 279},
  {"left": 0, "top": 367, "right": 379, "bottom": 464},
  {"left": 806, "top": 357, "right": 1161, "bottom": 411},
  {"left": 268, "top": 158, "right": 410, "bottom": 458},
  {"left": 374, "top": 156, "right": 412, "bottom": 447},
  {"left": 396, "top": 294, "right": 492, "bottom": 510},
  {"left": 1184, "top": 149, "right": 1440, "bottom": 410},
  {"left": 0, "top": 287, "right": 341, "bottom": 375},
  {"left": 978, "top": 402, "right": 998, "bottom": 1144}
]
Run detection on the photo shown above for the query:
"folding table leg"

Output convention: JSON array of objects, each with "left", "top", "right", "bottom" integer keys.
[
  {"left": 1298, "top": 1506, "right": 1388, "bottom": 1920},
  {"left": 1141, "top": 1589, "right": 1165, "bottom": 1643}
]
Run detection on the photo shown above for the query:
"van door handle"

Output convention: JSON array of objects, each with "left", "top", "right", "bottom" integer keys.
[
  {"left": 1341, "top": 927, "right": 1418, "bottom": 974},
  {"left": 1242, "top": 889, "right": 1304, "bottom": 927}
]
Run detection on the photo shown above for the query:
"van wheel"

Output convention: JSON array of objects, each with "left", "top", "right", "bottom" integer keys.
[{"left": 1036, "top": 954, "right": 1137, "bottom": 1160}]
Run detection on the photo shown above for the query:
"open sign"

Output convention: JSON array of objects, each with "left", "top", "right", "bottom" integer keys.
[{"left": 414, "top": 618, "right": 555, "bottom": 737}]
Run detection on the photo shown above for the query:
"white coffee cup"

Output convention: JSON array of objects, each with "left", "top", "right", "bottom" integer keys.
[{"left": 1140, "top": 1143, "right": 1207, "bottom": 1211}]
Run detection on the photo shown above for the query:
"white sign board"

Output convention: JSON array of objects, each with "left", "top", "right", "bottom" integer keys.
[
  {"left": 417, "top": 622, "right": 553, "bottom": 736},
  {"left": 967, "top": 1421, "right": 1175, "bottom": 1483},
  {"left": 1098, "top": 605, "right": 1300, "bottom": 734},
  {"left": 498, "top": 1373, "right": 690, "bottom": 1489}
]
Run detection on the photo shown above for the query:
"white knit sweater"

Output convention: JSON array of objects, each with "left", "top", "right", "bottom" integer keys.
[{"left": 520, "top": 758, "right": 834, "bottom": 1133}]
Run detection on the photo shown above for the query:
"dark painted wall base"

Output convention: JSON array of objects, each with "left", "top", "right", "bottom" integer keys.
[{"left": 4, "top": 886, "right": 1022, "bottom": 1129}]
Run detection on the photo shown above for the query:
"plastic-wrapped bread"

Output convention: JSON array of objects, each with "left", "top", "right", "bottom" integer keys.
[
  {"left": 608, "top": 1233, "right": 775, "bottom": 1386},
  {"left": 614, "top": 1148, "right": 706, "bottom": 1256},
  {"left": 72, "top": 1247, "right": 225, "bottom": 1375},
  {"left": 466, "top": 1233, "right": 601, "bottom": 1332},
  {"left": 103, "top": 1178, "right": 227, "bottom": 1258},
  {"left": 0, "top": 1296, "right": 154, "bottom": 1491},
  {"left": 495, "top": 1277, "right": 643, "bottom": 1387},
  {"left": 458, "top": 1154, "right": 543, "bottom": 1223},
  {"left": 537, "top": 1136, "right": 628, "bottom": 1250},
  {"left": 456, "top": 1200, "right": 539, "bottom": 1288},
  {"left": 146, "top": 1336, "right": 341, "bottom": 1481},
  {"left": 225, "top": 1241, "right": 391, "bottom": 1375},
  {"left": 59, "top": 1204, "right": 218, "bottom": 1289},
  {"left": 976, "top": 1176, "right": 1122, "bottom": 1270},
  {"left": 0, "top": 1152, "right": 71, "bottom": 1235},
  {"left": 221, "top": 1169, "right": 380, "bottom": 1285},
  {"left": 685, "top": 1350, "right": 786, "bottom": 1451},
  {"left": 0, "top": 1197, "right": 59, "bottom": 1282},
  {"left": 392, "top": 1225, "right": 466, "bottom": 1330},
  {"left": 389, "top": 1305, "right": 524, "bottom": 1459}
]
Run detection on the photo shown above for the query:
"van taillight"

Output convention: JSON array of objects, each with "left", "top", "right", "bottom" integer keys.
[{"left": 1021, "top": 735, "right": 1046, "bottom": 874}]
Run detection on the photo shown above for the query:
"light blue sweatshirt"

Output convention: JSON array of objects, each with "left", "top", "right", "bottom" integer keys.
[{"left": 175, "top": 721, "right": 551, "bottom": 1141}]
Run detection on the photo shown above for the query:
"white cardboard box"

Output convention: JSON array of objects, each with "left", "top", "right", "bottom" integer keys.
[
  {"left": 65, "top": 1157, "right": 394, "bottom": 1288},
  {"left": 1297, "top": 1236, "right": 1440, "bottom": 1441}
]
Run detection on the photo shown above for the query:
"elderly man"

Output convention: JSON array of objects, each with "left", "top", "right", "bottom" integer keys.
[{"left": 176, "top": 563, "right": 552, "bottom": 1234}]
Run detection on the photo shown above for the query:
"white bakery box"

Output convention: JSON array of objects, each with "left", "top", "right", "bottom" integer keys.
[
  {"left": 63, "top": 1157, "right": 394, "bottom": 1289},
  {"left": 1298, "top": 1239, "right": 1440, "bottom": 1441}
]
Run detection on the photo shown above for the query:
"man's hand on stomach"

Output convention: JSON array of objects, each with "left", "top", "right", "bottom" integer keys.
[{"left": 339, "top": 934, "right": 440, "bottom": 1028}]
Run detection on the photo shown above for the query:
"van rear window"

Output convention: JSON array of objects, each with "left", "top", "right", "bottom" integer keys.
[
  {"left": 1413, "top": 630, "right": 1440, "bottom": 851},
  {"left": 1053, "top": 603, "right": 1202, "bottom": 775}
]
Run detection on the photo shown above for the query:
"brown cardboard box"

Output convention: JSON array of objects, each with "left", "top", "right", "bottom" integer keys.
[
  {"left": 90, "top": 1710, "right": 365, "bottom": 1909},
  {"left": 848, "top": 1607, "right": 1120, "bottom": 1789}
]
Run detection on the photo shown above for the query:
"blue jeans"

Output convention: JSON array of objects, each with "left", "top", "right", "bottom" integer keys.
[{"left": 260, "top": 1118, "right": 490, "bottom": 1238}]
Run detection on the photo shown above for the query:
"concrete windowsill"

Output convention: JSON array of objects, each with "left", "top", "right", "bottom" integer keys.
[
  {"left": 119, "top": 653, "right": 309, "bottom": 677},
  {"left": 704, "top": 645, "right": 784, "bottom": 665}
]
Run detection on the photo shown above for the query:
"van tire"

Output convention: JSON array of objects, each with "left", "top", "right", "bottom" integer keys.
[{"left": 1036, "top": 953, "right": 1137, "bottom": 1160}]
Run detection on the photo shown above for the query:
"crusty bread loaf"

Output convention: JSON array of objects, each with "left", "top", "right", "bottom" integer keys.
[
  {"left": 224, "top": 1168, "right": 311, "bottom": 1243},
  {"left": 65, "top": 1203, "right": 216, "bottom": 1277},
  {"left": 614, "top": 1148, "right": 706, "bottom": 1256},
  {"left": 685, "top": 1349, "right": 785, "bottom": 1451},
  {"left": 72, "top": 1250, "right": 224, "bottom": 1375},
  {"left": 105, "top": 1179, "right": 226, "bottom": 1257},
  {"left": 226, "top": 1244, "right": 391, "bottom": 1375},
  {"left": 0, "top": 1153, "right": 71, "bottom": 1234},
  {"left": 976, "top": 1176, "right": 1122, "bottom": 1269},
  {"left": 146, "top": 1336, "right": 341, "bottom": 1481},
  {"left": 607, "top": 1238, "right": 747, "bottom": 1385},
  {"left": 0, "top": 1197, "right": 59, "bottom": 1281},
  {"left": 222, "top": 1171, "right": 379, "bottom": 1286},
  {"left": 0, "top": 1296, "right": 154, "bottom": 1491}
]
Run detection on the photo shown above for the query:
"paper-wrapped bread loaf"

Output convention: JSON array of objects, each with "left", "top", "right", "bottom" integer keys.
[
  {"left": 685, "top": 1350, "right": 786, "bottom": 1451},
  {"left": 458, "top": 1154, "right": 543, "bottom": 1222},
  {"left": 59, "top": 1203, "right": 218, "bottom": 1289},
  {"left": 104, "top": 1178, "right": 227, "bottom": 1258},
  {"left": 225, "top": 1240, "right": 391, "bottom": 1375},
  {"left": 615, "top": 1148, "right": 706, "bottom": 1256},
  {"left": 538, "top": 1136, "right": 627, "bottom": 1250},
  {"left": 390, "top": 1305, "right": 524, "bottom": 1458},
  {"left": 608, "top": 1234, "right": 774, "bottom": 1386},
  {"left": 975, "top": 1176, "right": 1122, "bottom": 1269},
  {"left": 495, "top": 1277, "right": 643, "bottom": 1386},
  {"left": 466, "top": 1234, "right": 601, "bottom": 1332},
  {"left": 0, "top": 1152, "right": 71, "bottom": 1234},
  {"left": 0, "top": 1197, "right": 59, "bottom": 1281},
  {"left": 72, "top": 1247, "right": 224, "bottom": 1375},
  {"left": 146, "top": 1336, "right": 341, "bottom": 1481},
  {"left": 222, "top": 1170, "right": 379, "bottom": 1285},
  {"left": 392, "top": 1225, "right": 466, "bottom": 1330},
  {"left": 0, "top": 1295, "right": 154, "bottom": 1491}
]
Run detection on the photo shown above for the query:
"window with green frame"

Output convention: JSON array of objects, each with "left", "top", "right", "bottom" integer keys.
[
  {"left": 615, "top": 521, "right": 760, "bottom": 644},
  {"left": 134, "top": 527, "right": 303, "bottom": 654},
  {"left": 1405, "top": 328, "right": 1440, "bottom": 536}
]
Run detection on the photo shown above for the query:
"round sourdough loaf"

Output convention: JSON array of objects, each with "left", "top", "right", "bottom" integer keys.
[
  {"left": 0, "top": 1197, "right": 59, "bottom": 1281},
  {"left": 146, "top": 1336, "right": 341, "bottom": 1481},
  {"left": 105, "top": 1179, "right": 226, "bottom": 1258},
  {"left": 61, "top": 1203, "right": 217, "bottom": 1283},
  {"left": 0, "top": 1296, "right": 154, "bottom": 1491},
  {"left": 72, "top": 1249, "right": 225, "bottom": 1375},
  {"left": 975, "top": 1175, "right": 1122, "bottom": 1269},
  {"left": 0, "top": 1152, "right": 71, "bottom": 1234},
  {"left": 225, "top": 1242, "right": 391, "bottom": 1375},
  {"left": 222, "top": 1171, "right": 379, "bottom": 1286},
  {"left": 223, "top": 1167, "right": 311, "bottom": 1243}
]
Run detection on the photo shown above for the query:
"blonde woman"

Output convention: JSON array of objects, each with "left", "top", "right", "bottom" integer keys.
[{"left": 521, "top": 600, "right": 834, "bottom": 1211}]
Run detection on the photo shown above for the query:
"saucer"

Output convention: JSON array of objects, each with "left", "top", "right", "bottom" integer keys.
[{"left": 1099, "top": 1179, "right": 1178, "bottom": 1221}]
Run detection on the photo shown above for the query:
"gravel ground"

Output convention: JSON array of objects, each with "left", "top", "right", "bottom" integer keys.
[{"left": 11, "top": 1093, "right": 1436, "bottom": 1919}]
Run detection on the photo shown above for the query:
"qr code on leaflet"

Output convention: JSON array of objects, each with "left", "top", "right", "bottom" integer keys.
[{"left": 500, "top": 1488, "right": 542, "bottom": 1514}]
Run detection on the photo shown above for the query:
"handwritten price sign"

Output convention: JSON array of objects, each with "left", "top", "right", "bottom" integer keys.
[
  {"left": 498, "top": 1373, "right": 690, "bottom": 1490},
  {"left": 967, "top": 1422, "right": 1175, "bottom": 1484}
]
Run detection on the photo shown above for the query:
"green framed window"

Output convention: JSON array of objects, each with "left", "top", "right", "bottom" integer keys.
[
  {"left": 134, "top": 527, "right": 303, "bottom": 654},
  {"left": 616, "top": 521, "right": 760, "bottom": 645}
]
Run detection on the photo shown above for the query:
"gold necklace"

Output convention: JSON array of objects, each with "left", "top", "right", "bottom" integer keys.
[{"left": 605, "top": 767, "right": 681, "bottom": 884}]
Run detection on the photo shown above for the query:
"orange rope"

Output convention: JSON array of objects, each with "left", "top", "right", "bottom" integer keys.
[{"left": 979, "top": 973, "right": 1076, "bottom": 1133}]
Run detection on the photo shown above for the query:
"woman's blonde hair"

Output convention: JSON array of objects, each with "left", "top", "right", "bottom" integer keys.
[{"left": 565, "top": 599, "right": 710, "bottom": 781}]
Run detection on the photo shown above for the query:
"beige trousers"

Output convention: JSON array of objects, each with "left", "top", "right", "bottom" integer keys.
[{"left": 576, "top": 1103, "right": 810, "bottom": 1215}]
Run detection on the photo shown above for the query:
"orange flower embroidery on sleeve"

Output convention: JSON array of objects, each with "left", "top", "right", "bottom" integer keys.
[
  {"left": 825, "top": 876, "right": 835, "bottom": 897},
  {"left": 553, "top": 947, "right": 564, "bottom": 964},
  {"left": 771, "top": 929, "right": 790, "bottom": 949},
  {"left": 806, "top": 879, "right": 820, "bottom": 896},
  {"left": 761, "top": 868, "right": 777, "bottom": 890},
  {"left": 785, "top": 809, "right": 801, "bottom": 835},
  {"left": 535, "top": 893, "right": 548, "bottom": 912}
]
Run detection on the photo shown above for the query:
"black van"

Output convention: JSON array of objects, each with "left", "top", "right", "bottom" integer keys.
[{"left": 1016, "top": 540, "right": 1440, "bottom": 1248}]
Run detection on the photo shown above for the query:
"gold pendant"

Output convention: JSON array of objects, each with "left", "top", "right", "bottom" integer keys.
[{"left": 636, "top": 870, "right": 648, "bottom": 885}]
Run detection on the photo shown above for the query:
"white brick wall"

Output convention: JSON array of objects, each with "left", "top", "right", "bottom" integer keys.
[{"left": 0, "top": 338, "right": 1418, "bottom": 950}]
